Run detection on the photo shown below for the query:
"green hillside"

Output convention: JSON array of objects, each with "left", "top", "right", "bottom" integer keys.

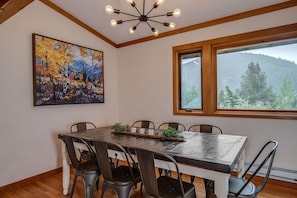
[{"left": 217, "top": 52, "right": 297, "bottom": 92}]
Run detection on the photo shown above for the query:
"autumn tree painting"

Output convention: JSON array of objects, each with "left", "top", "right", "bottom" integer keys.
[{"left": 33, "top": 34, "right": 104, "bottom": 106}]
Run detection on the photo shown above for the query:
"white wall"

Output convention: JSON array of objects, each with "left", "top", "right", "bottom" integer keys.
[
  {"left": 0, "top": 1, "right": 119, "bottom": 186},
  {"left": 118, "top": 6, "right": 297, "bottom": 175}
]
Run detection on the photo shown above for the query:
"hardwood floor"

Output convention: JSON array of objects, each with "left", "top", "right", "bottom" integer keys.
[{"left": 1, "top": 168, "right": 296, "bottom": 198}]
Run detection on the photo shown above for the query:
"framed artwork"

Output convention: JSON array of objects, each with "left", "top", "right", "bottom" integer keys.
[{"left": 32, "top": 33, "right": 104, "bottom": 106}]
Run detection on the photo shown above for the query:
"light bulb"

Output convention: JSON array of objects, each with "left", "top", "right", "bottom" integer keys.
[
  {"left": 127, "top": 0, "right": 135, "bottom": 7},
  {"left": 110, "top": 19, "right": 117, "bottom": 27},
  {"left": 152, "top": 28, "right": 159, "bottom": 36},
  {"left": 173, "top": 8, "right": 181, "bottom": 17},
  {"left": 156, "top": 0, "right": 164, "bottom": 6},
  {"left": 169, "top": 22, "right": 175, "bottom": 29},
  {"left": 129, "top": 26, "right": 136, "bottom": 34},
  {"left": 153, "top": 0, "right": 164, "bottom": 8},
  {"left": 105, "top": 5, "right": 113, "bottom": 14}
]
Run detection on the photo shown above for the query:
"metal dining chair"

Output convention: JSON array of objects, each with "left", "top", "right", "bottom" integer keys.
[
  {"left": 228, "top": 140, "right": 279, "bottom": 198},
  {"left": 131, "top": 120, "right": 155, "bottom": 129},
  {"left": 93, "top": 140, "right": 142, "bottom": 198},
  {"left": 70, "top": 121, "right": 97, "bottom": 132},
  {"left": 132, "top": 147, "right": 197, "bottom": 198},
  {"left": 70, "top": 122, "right": 97, "bottom": 161},
  {"left": 60, "top": 135, "right": 100, "bottom": 198},
  {"left": 158, "top": 122, "right": 186, "bottom": 131},
  {"left": 187, "top": 124, "right": 223, "bottom": 197},
  {"left": 158, "top": 122, "right": 186, "bottom": 177},
  {"left": 187, "top": 124, "right": 222, "bottom": 134}
]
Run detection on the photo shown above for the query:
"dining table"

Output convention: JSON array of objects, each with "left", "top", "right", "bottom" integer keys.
[{"left": 58, "top": 126, "right": 247, "bottom": 198}]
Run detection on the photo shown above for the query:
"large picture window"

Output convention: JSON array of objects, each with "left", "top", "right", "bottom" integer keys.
[
  {"left": 217, "top": 41, "right": 297, "bottom": 110},
  {"left": 173, "top": 23, "right": 297, "bottom": 119}
]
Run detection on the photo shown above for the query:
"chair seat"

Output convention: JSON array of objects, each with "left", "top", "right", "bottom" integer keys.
[
  {"left": 228, "top": 176, "right": 256, "bottom": 197},
  {"left": 78, "top": 159, "right": 99, "bottom": 172},
  {"left": 157, "top": 176, "right": 196, "bottom": 198},
  {"left": 112, "top": 166, "right": 141, "bottom": 183}
]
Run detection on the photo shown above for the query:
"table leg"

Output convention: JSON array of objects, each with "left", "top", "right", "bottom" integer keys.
[
  {"left": 213, "top": 174, "right": 230, "bottom": 198},
  {"left": 62, "top": 142, "right": 70, "bottom": 195},
  {"left": 237, "top": 150, "right": 245, "bottom": 177}
]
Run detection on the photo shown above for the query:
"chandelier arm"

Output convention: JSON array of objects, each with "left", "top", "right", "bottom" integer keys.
[
  {"left": 145, "top": 7, "right": 155, "bottom": 16},
  {"left": 145, "top": 21, "right": 153, "bottom": 29},
  {"left": 147, "top": 13, "right": 168, "bottom": 19},
  {"left": 121, "top": 19, "right": 139, "bottom": 23},
  {"left": 117, "top": 11, "right": 139, "bottom": 18},
  {"left": 147, "top": 19, "right": 164, "bottom": 25},
  {"left": 135, "top": 21, "right": 141, "bottom": 27},
  {"left": 132, "top": 5, "right": 142, "bottom": 16}
]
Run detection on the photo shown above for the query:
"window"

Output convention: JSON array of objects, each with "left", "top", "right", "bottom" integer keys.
[
  {"left": 179, "top": 51, "right": 202, "bottom": 110},
  {"left": 173, "top": 23, "right": 297, "bottom": 119},
  {"left": 217, "top": 41, "right": 297, "bottom": 110}
]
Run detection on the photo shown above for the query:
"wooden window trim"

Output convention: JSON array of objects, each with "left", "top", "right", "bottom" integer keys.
[{"left": 173, "top": 23, "right": 297, "bottom": 120}]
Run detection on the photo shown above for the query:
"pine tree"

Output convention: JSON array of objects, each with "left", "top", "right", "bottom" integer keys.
[
  {"left": 275, "top": 76, "right": 297, "bottom": 109},
  {"left": 239, "top": 62, "right": 275, "bottom": 106}
]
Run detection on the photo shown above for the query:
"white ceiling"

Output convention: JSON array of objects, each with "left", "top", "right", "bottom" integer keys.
[{"left": 48, "top": 0, "right": 288, "bottom": 45}]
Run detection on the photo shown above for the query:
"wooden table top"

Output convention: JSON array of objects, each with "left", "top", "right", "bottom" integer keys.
[{"left": 59, "top": 126, "right": 247, "bottom": 173}]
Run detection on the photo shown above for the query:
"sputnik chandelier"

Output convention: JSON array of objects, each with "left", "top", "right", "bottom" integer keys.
[{"left": 105, "top": 0, "right": 181, "bottom": 36}]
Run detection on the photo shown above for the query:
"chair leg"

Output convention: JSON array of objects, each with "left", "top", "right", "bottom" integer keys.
[
  {"left": 82, "top": 173, "right": 99, "bottom": 198},
  {"left": 158, "top": 168, "right": 163, "bottom": 176},
  {"left": 164, "top": 169, "right": 171, "bottom": 177},
  {"left": 204, "top": 179, "right": 216, "bottom": 198},
  {"left": 70, "top": 173, "right": 78, "bottom": 198},
  {"left": 100, "top": 182, "right": 107, "bottom": 198},
  {"left": 115, "top": 184, "right": 133, "bottom": 198}
]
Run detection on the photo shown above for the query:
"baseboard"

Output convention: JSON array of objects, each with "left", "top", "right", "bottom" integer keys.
[
  {"left": 245, "top": 163, "right": 297, "bottom": 184},
  {"left": 0, "top": 167, "right": 62, "bottom": 192},
  {"left": 231, "top": 171, "right": 297, "bottom": 189}
]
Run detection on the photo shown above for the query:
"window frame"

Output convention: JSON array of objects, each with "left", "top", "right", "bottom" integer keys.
[
  {"left": 178, "top": 50, "right": 203, "bottom": 110},
  {"left": 173, "top": 23, "right": 297, "bottom": 119}
]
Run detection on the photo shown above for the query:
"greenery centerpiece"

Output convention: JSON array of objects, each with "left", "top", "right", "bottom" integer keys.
[
  {"left": 162, "top": 127, "right": 184, "bottom": 139},
  {"left": 111, "top": 123, "right": 129, "bottom": 132}
]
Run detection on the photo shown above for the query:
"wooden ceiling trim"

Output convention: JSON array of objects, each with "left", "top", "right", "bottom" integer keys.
[
  {"left": 0, "top": 0, "right": 33, "bottom": 24},
  {"left": 0, "top": 0, "right": 11, "bottom": 8}
]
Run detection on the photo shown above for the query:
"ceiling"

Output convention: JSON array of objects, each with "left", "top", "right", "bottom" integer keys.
[{"left": 1, "top": 0, "right": 295, "bottom": 47}]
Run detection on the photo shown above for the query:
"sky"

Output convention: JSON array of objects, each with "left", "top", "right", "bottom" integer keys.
[{"left": 245, "top": 43, "right": 297, "bottom": 64}]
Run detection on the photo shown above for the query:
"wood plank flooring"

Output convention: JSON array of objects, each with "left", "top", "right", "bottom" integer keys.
[{"left": 1, "top": 167, "right": 296, "bottom": 198}]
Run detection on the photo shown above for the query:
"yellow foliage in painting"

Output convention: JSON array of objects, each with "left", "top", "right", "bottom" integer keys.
[
  {"left": 35, "top": 35, "right": 74, "bottom": 79},
  {"left": 92, "top": 50, "right": 103, "bottom": 61},
  {"left": 80, "top": 47, "right": 88, "bottom": 57}
]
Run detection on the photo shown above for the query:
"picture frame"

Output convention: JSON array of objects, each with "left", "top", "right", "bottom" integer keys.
[{"left": 32, "top": 33, "right": 104, "bottom": 106}]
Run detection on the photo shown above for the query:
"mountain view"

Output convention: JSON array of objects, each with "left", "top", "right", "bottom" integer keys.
[
  {"left": 217, "top": 52, "right": 297, "bottom": 92},
  {"left": 182, "top": 52, "right": 297, "bottom": 110}
]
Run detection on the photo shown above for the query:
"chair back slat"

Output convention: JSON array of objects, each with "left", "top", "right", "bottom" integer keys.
[
  {"left": 61, "top": 136, "right": 80, "bottom": 169},
  {"left": 200, "top": 125, "right": 212, "bottom": 133},
  {"left": 141, "top": 120, "right": 150, "bottom": 128},
  {"left": 188, "top": 124, "right": 222, "bottom": 134},
  {"left": 93, "top": 141, "right": 114, "bottom": 181},
  {"left": 135, "top": 149, "right": 160, "bottom": 197},
  {"left": 132, "top": 120, "right": 155, "bottom": 129},
  {"left": 158, "top": 122, "right": 186, "bottom": 131},
  {"left": 70, "top": 122, "right": 96, "bottom": 133},
  {"left": 133, "top": 147, "right": 189, "bottom": 198},
  {"left": 76, "top": 123, "right": 87, "bottom": 131}
]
